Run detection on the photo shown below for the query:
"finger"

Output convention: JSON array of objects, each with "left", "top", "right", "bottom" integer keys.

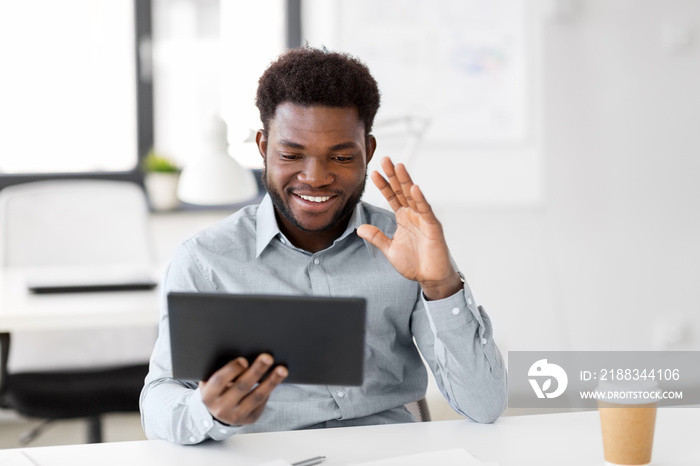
[
  {"left": 370, "top": 171, "right": 402, "bottom": 212},
  {"left": 236, "top": 365, "right": 288, "bottom": 422},
  {"left": 216, "top": 353, "right": 274, "bottom": 404},
  {"left": 394, "top": 163, "right": 418, "bottom": 211},
  {"left": 200, "top": 357, "right": 249, "bottom": 404},
  {"left": 356, "top": 224, "right": 391, "bottom": 256},
  {"left": 410, "top": 184, "right": 439, "bottom": 224},
  {"left": 380, "top": 157, "right": 408, "bottom": 207}
]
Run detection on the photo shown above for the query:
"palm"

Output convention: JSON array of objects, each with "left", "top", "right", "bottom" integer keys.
[{"left": 383, "top": 205, "right": 450, "bottom": 283}]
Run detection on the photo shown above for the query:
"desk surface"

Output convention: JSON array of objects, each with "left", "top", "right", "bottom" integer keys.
[
  {"left": 0, "top": 267, "right": 160, "bottom": 333},
  {"left": 1, "top": 409, "right": 698, "bottom": 466}
]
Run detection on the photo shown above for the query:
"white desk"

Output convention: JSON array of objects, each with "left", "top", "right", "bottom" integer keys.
[
  {"left": 1, "top": 409, "right": 698, "bottom": 466},
  {"left": 0, "top": 209, "right": 231, "bottom": 334},
  {"left": 0, "top": 268, "right": 160, "bottom": 333}
]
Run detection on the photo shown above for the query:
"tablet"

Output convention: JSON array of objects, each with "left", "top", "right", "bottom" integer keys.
[
  {"left": 26, "top": 267, "right": 157, "bottom": 294},
  {"left": 28, "top": 280, "right": 157, "bottom": 294},
  {"left": 167, "top": 292, "right": 367, "bottom": 386}
]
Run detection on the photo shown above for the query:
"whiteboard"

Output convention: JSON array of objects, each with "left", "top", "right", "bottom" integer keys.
[{"left": 335, "top": 0, "right": 529, "bottom": 144}]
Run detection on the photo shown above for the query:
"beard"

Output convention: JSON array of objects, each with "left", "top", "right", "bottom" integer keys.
[{"left": 262, "top": 166, "right": 367, "bottom": 233}]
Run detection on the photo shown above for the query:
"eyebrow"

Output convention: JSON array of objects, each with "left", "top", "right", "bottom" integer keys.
[
  {"left": 277, "top": 140, "right": 360, "bottom": 151},
  {"left": 278, "top": 140, "right": 305, "bottom": 150}
]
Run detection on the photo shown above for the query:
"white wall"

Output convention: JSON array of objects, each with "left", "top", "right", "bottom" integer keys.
[
  {"left": 538, "top": 0, "right": 700, "bottom": 351},
  {"left": 450, "top": 0, "right": 700, "bottom": 353}
]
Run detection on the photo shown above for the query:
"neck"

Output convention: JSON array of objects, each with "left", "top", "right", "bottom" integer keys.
[{"left": 275, "top": 211, "right": 350, "bottom": 253}]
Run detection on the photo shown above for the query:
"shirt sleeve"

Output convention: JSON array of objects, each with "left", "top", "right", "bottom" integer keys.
[
  {"left": 139, "top": 243, "right": 243, "bottom": 444},
  {"left": 411, "top": 273, "right": 507, "bottom": 423}
]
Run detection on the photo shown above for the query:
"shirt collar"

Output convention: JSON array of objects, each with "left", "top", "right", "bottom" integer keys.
[
  {"left": 255, "top": 194, "right": 281, "bottom": 257},
  {"left": 255, "top": 194, "right": 374, "bottom": 257}
]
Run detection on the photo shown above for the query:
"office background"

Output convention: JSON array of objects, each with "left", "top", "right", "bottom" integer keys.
[
  {"left": 153, "top": 0, "right": 700, "bottom": 352},
  {"left": 1, "top": 0, "right": 699, "bottom": 447}
]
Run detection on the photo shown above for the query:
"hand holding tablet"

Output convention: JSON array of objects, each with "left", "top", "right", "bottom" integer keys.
[
  {"left": 168, "top": 292, "right": 367, "bottom": 426},
  {"left": 199, "top": 353, "right": 288, "bottom": 426}
]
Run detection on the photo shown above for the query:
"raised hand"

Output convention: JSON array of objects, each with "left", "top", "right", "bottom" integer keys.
[{"left": 357, "top": 157, "right": 462, "bottom": 300}]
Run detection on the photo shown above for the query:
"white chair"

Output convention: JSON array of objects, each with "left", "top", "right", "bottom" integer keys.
[{"left": 0, "top": 179, "right": 157, "bottom": 443}]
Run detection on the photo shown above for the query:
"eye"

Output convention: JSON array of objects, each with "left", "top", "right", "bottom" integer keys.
[
  {"left": 332, "top": 155, "right": 354, "bottom": 163},
  {"left": 279, "top": 153, "right": 301, "bottom": 161}
]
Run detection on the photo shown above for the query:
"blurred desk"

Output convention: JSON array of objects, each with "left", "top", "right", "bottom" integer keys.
[
  {"left": 0, "top": 208, "right": 233, "bottom": 334},
  {"left": 0, "top": 409, "right": 698, "bottom": 465},
  {"left": 0, "top": 267, "right": 160, "bottom": 333}
]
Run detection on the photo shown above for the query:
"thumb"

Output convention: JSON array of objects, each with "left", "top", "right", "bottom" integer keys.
[{"left": 357, "top": 224, "right": 391, "bottom": 255}]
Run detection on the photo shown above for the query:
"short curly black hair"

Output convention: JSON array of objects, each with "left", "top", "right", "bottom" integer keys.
[{"left": 255, "top": 47, "right": 381, "bottom": 136}]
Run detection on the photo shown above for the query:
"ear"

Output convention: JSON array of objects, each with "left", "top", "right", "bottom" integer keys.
[
  {"left": 365, "top": 134, "right": 377, "bottom": 165},
  {"left": 255, "top": 130, "right": 267, "bottom": 161}
]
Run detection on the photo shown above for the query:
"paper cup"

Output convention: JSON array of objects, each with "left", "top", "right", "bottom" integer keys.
[
  {"left": 595, "top": 380, "right": 658, "bottom": 465},
  {"left": 598, "top": 401, "right": 656, "bottom": 465}
]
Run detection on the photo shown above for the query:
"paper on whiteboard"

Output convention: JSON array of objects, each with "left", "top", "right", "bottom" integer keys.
[{"left": 337, "top": 0, "right": 528, "bottom": 144}]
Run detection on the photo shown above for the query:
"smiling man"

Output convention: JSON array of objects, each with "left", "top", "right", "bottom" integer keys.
[{"left": 140, "top": 47, "right": 507, "bottom": 444}]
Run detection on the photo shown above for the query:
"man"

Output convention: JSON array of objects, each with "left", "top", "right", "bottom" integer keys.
[{"left": 140, "top": 47, "right": 506, "bottom": 444}]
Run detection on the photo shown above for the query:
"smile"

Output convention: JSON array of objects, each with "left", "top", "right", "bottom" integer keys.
[{"left": 296, "top": 194, "right": 333, "bottom": 203}]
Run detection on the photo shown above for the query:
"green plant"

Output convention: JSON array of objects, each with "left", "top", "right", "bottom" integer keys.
[{"left": 142, "top": 149, "right": 180, "bottom": 173}]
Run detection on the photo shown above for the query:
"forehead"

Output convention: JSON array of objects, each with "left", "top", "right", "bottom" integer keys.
[{"left": 268, "top": 102, "right": 364, "bottom": 143}]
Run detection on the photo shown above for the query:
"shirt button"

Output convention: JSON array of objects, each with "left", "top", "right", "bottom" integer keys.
[
  {"left": 313, "top": 258, "right": 320, "bottom": 265},
  {"left": 451, "top": 307, "right": 460, "bottom": 315},
  {"left": 280, "top": 237, "right": 287, "bottom": 244},
  {"left": 219, "top": 428, "right": 228, "bottom": 434},
  {"left": 337, "top": 391, "right": 345, "bottom": 398},
  {"left": 481, "top": 338, "right": 488, "bottom": 345},
  {"left": 188, "top": 436, "right": 196, "bottom": 443},
  {"left": 203, "top": 420, "right": 211, "bottom": 428}
]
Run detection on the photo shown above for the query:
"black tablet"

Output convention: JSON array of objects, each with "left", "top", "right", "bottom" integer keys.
[
  {"left": 26, "top": 268, "right": 157, "bottom": 294},
  {"left": 167, "top": 292, "right": 367, "bottom": 386},
  {"left": 28, "top": 280, "right": 157, "bottom": 294}
]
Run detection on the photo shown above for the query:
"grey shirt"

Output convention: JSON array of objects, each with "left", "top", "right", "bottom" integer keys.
[{"left": 140, "top": 195, "right": 506, "bottom": 444}]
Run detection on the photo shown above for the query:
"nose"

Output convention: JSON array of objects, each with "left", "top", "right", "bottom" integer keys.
[{"left": 297, "top": 158, "right": 334, "bottom": 187}]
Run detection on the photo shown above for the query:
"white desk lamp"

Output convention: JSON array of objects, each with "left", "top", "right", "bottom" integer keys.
[
  {"left": 177, "top": 117, "right": 259, "bottom": 206},
  {"left": 363, "top": 115, "right": 431, "bottom": 208},
  {"left": 372, "top": 115, "right": 431, "bottom": 168}
]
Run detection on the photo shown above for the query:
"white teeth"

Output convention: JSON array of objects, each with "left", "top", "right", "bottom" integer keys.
[{"left": 298, "top": 194, "right": 331, "bottom": 203}]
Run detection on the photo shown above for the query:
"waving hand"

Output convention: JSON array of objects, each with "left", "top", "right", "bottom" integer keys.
[{"left": 357, "top": 157, "right": 462, "bottom": 300}]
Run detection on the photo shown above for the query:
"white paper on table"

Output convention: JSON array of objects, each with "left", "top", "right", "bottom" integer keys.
[
  {"left": 348, "top": 448, "right": 499, "bottom": 466},
  {"left": 258, "top": 461, "right": 293, "bottom": 466},
  {"left": 0, "top": 451, "right": 40, "bottom": 466}
]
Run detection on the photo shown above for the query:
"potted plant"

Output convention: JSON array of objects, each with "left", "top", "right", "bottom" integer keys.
[{"left": 142, "top": 149, "right": 181, "bottom": 211}]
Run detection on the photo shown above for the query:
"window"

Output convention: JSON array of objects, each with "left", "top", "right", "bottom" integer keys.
[
  {"left": 152, "top": 0, "right": 287, "bottom": 170},
  {"left": 0, "top": 0, "right": 296, "bottom": 191},
  {"left": 0, "top": 0, "right": 152, "bottom": 189}
]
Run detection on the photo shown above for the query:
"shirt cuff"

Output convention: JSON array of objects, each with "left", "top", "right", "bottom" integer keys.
[
  {"left": 185, "top": 387, "right": 242, "bottom": 443},
  {"left": 421, "top": 284, "right": 486, "bottom": 333}
]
